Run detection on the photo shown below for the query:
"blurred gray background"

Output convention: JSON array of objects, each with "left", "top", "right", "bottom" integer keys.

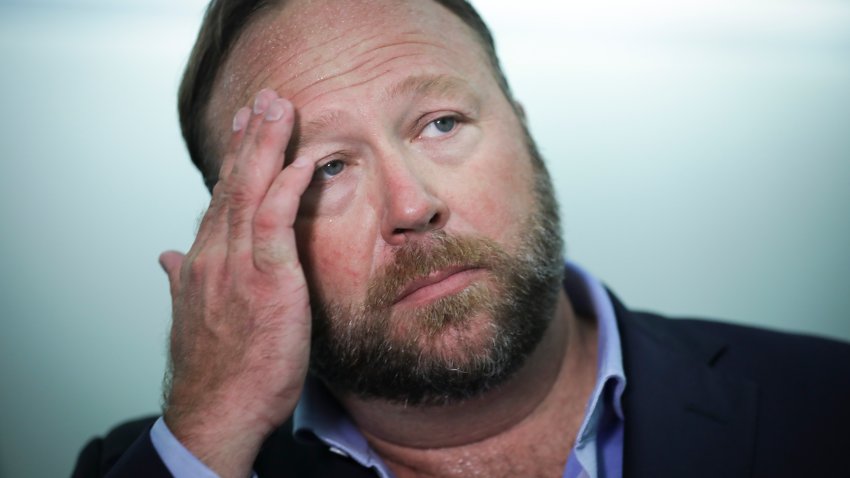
[{"left": 0, "top": 0, "right": 848, "bottom": 476}]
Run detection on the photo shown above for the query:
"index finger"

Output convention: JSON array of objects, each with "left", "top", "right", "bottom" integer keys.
[{"left": 191, "top": 106, "right": 252, "bottom": 247}]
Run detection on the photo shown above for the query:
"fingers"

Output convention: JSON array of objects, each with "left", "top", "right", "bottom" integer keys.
[
  {"left": 190, "top": 107, "right": 250, "bottom": 252},
  {"left": 194, "top": 90, "right": 294, "bottom": 258},
  {"left": 252, "top": 154, "right": 315, "bottom": 272},
  {"left": 226, "top": 90, "right": 295, "bottom": 245},
  {"left": 178, "top": 89, "right": 304, "bottom": 283}
]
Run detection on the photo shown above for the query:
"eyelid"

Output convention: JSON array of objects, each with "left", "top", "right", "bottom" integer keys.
[
  {"left": 314, "top": 157, "right": 332, "bottom": 170},
  {"left": 309, "top": 149, "right": 347, "bottom": 169},
  {"left": 415, "top": 112, "right": 464, "bottom": 140}
]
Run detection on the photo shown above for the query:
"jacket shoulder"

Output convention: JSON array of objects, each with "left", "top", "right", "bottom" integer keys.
[
  {"left": 71, "top": 416, "right": 163, "bottom": 478},
  {"left": 634, "top": 311, "right": 850, "bottom": 385},
  {"left": 619, "top": 306, "right": 850, "bottom": 477}
]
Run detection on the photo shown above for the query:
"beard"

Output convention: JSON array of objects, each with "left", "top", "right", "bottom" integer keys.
[{"left": 309, "top": 141, "right": 564, "bottom": 406}]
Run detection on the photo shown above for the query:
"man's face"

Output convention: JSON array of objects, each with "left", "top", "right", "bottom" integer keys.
[{"left": 207, "top": 0, "right": 563, "bottom": 404}]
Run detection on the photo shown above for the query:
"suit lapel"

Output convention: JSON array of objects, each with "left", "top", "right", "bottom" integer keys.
[{"left": 612, "top": 294, "right": 758, "bottom": 478}]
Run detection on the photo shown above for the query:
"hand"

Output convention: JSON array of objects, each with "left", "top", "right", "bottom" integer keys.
[{"left": 158, "top": 89, "right": 315, "bottom": 478}]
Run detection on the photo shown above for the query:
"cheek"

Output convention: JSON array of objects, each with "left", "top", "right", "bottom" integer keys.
[
  {"left": 295, "top": 212, "right": 378, "bottom": 303},
  {"left": 299, "top": 172, "right": 359, "bottom": 218},
  {"left": 450, "top": 145, "right": 536, "bottom": 245}
]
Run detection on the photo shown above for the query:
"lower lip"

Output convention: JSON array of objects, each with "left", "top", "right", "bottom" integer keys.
[{"left": 397, "top": 269, "right": 484, "bottom": 307}]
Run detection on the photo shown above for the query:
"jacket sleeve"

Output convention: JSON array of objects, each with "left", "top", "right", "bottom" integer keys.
[{"left": 71, "top": 416, "right": 172, "bottom": 478}]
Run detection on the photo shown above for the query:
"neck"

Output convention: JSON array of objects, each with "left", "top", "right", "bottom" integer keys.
[{"left": 332, "top": 290, "right": 598, "bottom": 452}]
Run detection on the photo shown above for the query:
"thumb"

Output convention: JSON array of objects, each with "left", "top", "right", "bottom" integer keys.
[{"left": 158, "top": 250, "right": 185, "bottom": 294}]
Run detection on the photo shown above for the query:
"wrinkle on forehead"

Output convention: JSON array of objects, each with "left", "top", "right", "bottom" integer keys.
[
  {"left": 252, "top": 32, "right": 386, "bottom": 92},
  {"left": 281, "top": 47, "right": 452, "bottom": 108},
  {"left": 281, "top": 38, "right": 443, "bottom": 99},
  {"left": 296, "top": 73, "right": 480, "bottom": 150},
  {"left": 215, "top": 1, "right": 424, "bottom": 105},
  {"left": 205, "top": 0, "right": 493, "bottom": 160}
]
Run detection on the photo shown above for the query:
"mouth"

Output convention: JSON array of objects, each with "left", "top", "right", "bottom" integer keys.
[{"left": 394, "top": 266, "right": 485, "bottom": 307}]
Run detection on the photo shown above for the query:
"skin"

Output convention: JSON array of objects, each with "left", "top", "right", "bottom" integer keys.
[{"left": 159, "top": 1, "right": 599, "bottom": 476}]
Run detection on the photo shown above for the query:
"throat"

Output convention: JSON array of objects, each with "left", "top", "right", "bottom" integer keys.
[{"left": 374, "top": 393, "right": 589, "bottom": 478}]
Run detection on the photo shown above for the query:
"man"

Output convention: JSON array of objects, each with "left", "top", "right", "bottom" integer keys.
[{"left": 73, "top": 0, "right": 850, "bottom": 477}]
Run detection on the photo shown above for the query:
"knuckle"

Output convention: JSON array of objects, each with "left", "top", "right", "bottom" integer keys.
[
  {"left": 227, "top": 174, "right": 251, "bottom": 199},
  {"left": 253, "top": 208, "right": 278, "bottom": 235},
  {"left": 226, "top": 182, "right": 254, "bottom": 208},
  {"left": 184, "top": 254, "right": 208, "bottom": 281}
]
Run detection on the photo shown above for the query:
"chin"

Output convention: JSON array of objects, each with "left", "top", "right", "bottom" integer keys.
[{"left": 397, "top": 306, "right": 502, "bottom": 368}]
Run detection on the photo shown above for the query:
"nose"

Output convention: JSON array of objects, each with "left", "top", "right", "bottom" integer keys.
[{"left": 379, "top": 154, "right": 448, "bottom": 245}]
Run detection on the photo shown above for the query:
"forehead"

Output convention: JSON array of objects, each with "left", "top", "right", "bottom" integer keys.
[{"left": 207, "top": 0, "right": 494, "bottom": 134}]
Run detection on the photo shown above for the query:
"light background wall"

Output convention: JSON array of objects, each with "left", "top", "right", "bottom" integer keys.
[{"left": 0, "top": 0, "right": 847, "bottom": 476}]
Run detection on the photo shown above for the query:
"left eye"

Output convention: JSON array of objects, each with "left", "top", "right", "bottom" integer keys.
[
  {"left": 421, "top": 116, "right": 457, "bottom": 138},
  {"left": 312, "top": 159, "right": 345, "bottom": 183}
]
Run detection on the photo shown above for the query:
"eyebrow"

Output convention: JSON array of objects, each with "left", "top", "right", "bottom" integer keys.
[
  {"left": 300, "top": 110, "right": 346, "bottom": 146},
  {"left": 385, "top": 74, "right": 474, "bottom": 102},
  {"left": 295, "top": 74, "right": 475, "bottom": 151}
]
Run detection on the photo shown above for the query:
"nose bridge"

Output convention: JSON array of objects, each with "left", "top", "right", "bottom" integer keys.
[
  {"left": 376, "top": 141, "right": 448, "bottom": 243},
  {"left": 380, "top": 146, "right": 430, "bottom": 203}
]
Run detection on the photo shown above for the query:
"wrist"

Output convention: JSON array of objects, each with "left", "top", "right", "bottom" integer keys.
[{"left": 163, "top": 401, "right": 273, "bottom": 478}]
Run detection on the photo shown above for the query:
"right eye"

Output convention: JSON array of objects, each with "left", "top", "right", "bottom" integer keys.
[{"left": 313, "top": 159, "right": 345, "bottom": 182}]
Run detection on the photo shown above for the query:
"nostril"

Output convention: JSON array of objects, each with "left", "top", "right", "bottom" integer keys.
[{"left": 390, "top": 211, "right": 441, "bottom": 237}]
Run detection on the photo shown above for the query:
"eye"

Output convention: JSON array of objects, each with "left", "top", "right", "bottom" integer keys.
[
  {"left": 313, "top": 159, "right": 345, "bottom": 182},
  {"left": 420, "top": 116, "right": 458, "bottom": 138}
]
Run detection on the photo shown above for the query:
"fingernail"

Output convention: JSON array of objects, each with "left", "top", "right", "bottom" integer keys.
[
  {"left": 253, "top": 90, "right": 270, "bottom": 115},
  {"left": 265, "top": 99, "right": 285, "bottom": 122},
  {"left": 232, "top": 107, "right": 250, "bottom": 131}
]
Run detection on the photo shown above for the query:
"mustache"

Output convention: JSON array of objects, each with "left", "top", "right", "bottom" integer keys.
[{"left": 364, "top": 231, "right": 510, "bottom": 310}]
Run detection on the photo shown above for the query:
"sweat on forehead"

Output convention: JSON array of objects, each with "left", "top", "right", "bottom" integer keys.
[{"left": 203, "top": 0, "right": 495, "bottom": 165}]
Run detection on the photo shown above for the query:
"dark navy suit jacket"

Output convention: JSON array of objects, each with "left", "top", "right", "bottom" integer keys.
[{"left": 71, "top": 293, "right": 850, "bottom": 477}]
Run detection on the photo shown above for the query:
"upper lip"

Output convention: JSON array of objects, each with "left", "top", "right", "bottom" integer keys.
[{"left": 394, "top": 265, "right": 477, "bottom": 304}]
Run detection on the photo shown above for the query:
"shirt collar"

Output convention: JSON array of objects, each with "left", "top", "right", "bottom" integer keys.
[
  {"left": 293, "top": 377, "right": 391, "bottom": 477},
  {"left": 565, "top": 262, "right": 627, "bottom": 423},
  {"left": 564, "top": 262, "right": 627, "bottom": 478}
]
